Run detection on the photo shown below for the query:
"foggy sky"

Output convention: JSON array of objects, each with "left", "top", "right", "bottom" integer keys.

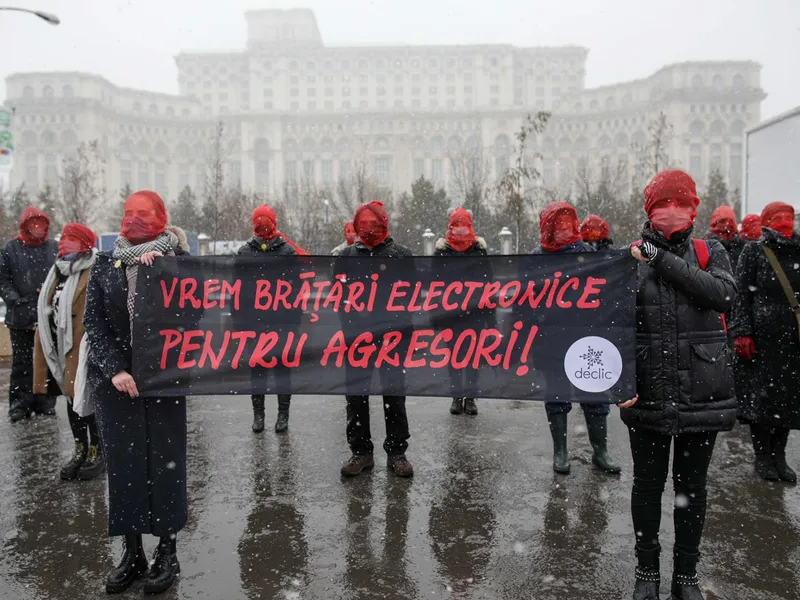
[{"left": 0, "top": 0, "right": 797, "bottom": 120}]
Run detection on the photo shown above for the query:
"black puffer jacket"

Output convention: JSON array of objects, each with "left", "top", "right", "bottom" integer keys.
[
  {"left": 433, "top": 237, "right": 496, "bottom": 330},
  {"left": 0, "top": 238, "right": 58, "bottom": 329},
  {"left": 237, "top": 236, "right": 296, "bottom": 257},
  {"left": 730, "top": 229, "right": 800, "bottom": 429},
  {"left": 709, "top": 234, "right": 746, "bottom": 270},
  {"left": 620, "top": 225, "right": 738, "bottom": 435}
]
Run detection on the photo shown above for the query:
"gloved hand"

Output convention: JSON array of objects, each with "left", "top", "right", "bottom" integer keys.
[{"left": 734, "top": 336, "right": 756, "bottom": 360}]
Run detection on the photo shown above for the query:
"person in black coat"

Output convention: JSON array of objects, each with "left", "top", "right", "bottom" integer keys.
[
  {"left": 621, "top": 170, "right": 737, "bottom": 600},
  {"left": 731, "top": 201, "right": 800, "bottom": 484},
  {"left": 707, "top": 205, "right": 746, "bottom": 269},
  {"left": 84, "top": 191, "right": 190, "bottom": 595},
  {"left": 433, "top": 207, "right": 493, "bottom": 416},
  {"left": 236, "top": 204, "right": 306, "bottom": 435},
  {"left": 0, "top": 207, "right": 58, "bottom": 422},
  {"left": 532, "top": 202, "right": 620, "bottom": 476},
  {"left": 580, "top": 214, "right": 614, "bottom": 251},
  {"left": 336, "top": 201, "right": 415, "bottom": 478}
]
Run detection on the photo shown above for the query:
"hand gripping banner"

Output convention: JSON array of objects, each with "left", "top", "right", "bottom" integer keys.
[{"left": 132, "top": 252, "right": 637, "bottom": 403}]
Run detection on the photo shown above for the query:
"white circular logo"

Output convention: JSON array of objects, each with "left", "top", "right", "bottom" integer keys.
[{"left": 564, "top": 336, "right": 622, "bottom": 393}]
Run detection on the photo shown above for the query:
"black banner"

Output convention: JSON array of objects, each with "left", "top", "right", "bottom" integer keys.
[{"left": 132, "top": 252, "right": 637, "bottom": 403}]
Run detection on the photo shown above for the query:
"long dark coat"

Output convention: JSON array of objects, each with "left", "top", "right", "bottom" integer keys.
[
  {"left": 620, "top": 225, "right": 738, "bottom": 436},
  {"left": 730, "top": 228, "right": 800, "bottom": 430},
  {"left": 84, "top": 252, "right": 188, "bottom": 537},
  {"left": 0, "top": 238, "right": 58, "bottom": 329}
]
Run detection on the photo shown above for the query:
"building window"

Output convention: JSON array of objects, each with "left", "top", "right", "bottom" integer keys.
[
  {"left": 303, "top": 160, "right": 315, "bottom": 182},
  {"left": 322, "top": 159, "right": 333, "bottom": 183},
  {"left": 44, "top": 153, "right": 58, "bottom": 184},
  {"left": 429, "top": 86, "right": 438, "bottom": 95},
  {"left": 490, "top": 85, "right": 499, "bottom": 94},
  {"left": 374, "top": 155, "right": 391, "bottom": 185},
  {"left": 710, "top": 144, "right": 722, "bottom": 171},
  {"left": 291, "top": 102, "right": 299, "bottom": 110},
  {"left": 689, "top": 144, "right": 702, "bottom": 173},
  {"left": 412, "top": 87, "right": 420, "bottom": 96},
  {"left": 285, "top": 160, "right": 297, "bottom": 184},
  {"left": 412, "top": 99, "right": 421, "bottom": 109},
  {"left": 120, "top": 160, "right": 132, "bottom": 186},
  {"left": 325, "top": 87, "right": 334, "bottom": 97},
  {"left": 463, "top": 72, "right": 473, "bottom": 81},
  {"left": 290, "top": 88, "right": 299, "bottom": 97},
  {"left": 290, "top": 76, "right": 299, "bottom": 84},
  {"left": 155, "top": 164, "right": 166, "bottom": 191},
  {"left": 264, "top": 101, "right": 273, "bottom": 109},
  {"left": 307, "top": 88, "right": 316, "bottom": 97},
  {"left": 228, "top": 161, "right": 241, "bottom": 185},
  {"left": 342, "top": 87, "right": 351, "bottom": 96},
  {"left": 412, "top": 74, "right": 421, "bottom": 83},
  {"left": 359, "top": 87, "right": 368, "bottom": 96},
  {"left": 339, "top": 159, "right": 351, "bottom": 181},
  {"left": 553, "top": 87, "right": 561, "bottom": 96},
  {"left": 432, "top": 158, "right": 443, "bottom": 183},
  {"left": 325, "top": 101, "right": 333, "bottom": 110},
  {"left": 255, "top": 161, "right": 269, "bottom": 188},
  {"left": 730, "top": 143, "right": 742, "bottom": 186},
  {"left": 178, "top": 165, "right": 190, "bottom": 188},
  {"left": 413, "top": 158, "right": 425, "bottom": 179},
  {"left": 138, "top": 162, "right": 150, "bottom": 188}
]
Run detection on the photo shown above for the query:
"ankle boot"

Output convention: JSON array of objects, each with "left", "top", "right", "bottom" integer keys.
[
  {"left": 463, "top": 398, "right": 478, "bottom": 415},
  {"left": 771, "top": 428, "right": 797, "bottom": 483},
  {"left": 106, "top": 533, "right": 148, "bottom": 594},
  {"left": 143, "top": 535, "right": 180, "bottom": 594},
  {"left": 751, "top": 424, "right": 779, "bottom": 480},
  {"left": 251, "top": 395, "right": 265, "bottom": 433},
  {"left": 78, "top": 444, "right": 106, "bottom": 480},
  {"left": 547, "top": 413, "right": 570, "bottom": 474},
  {"left": 671, "top": 550, "right": 705, "bottom": 600},
  {"left": 274, "top": 395, "right": 290, "bottom": 433},
  {"left": 585, "top": 412, "right": 621, "bottom": 474},
  {"left": 60, "top": 441, "right": 86, "bottom": 481},
  {"left": 449, "top": 398, "right": 464, "bottom": 415},
  {"left": 633, "top": 545, "right": 660, "bottom": 600}
]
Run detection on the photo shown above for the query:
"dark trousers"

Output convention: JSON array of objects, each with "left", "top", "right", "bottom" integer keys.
[
  {"left": 629, "top": 427, "right": 717, "bottom": 556},
  {"left": 8, "top": 328, "right": 55, "bottom": 415},
  {"left": 545, "top": 401, "right": 610, "bottom": 416},
  {"left": 66, "top": 400, "right": 100, "bottom": 448},
  {"left": 346, "top": 395, "right": 410, "bottom": 456}
]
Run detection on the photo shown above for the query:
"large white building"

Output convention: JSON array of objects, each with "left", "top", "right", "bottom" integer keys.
[{"left": 4, "top": 8, "right": 766, "bottom": 203}]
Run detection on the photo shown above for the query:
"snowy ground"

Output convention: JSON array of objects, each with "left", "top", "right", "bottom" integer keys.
[{"left": 1, "top": 371, "right": 798, "bottom": 599}]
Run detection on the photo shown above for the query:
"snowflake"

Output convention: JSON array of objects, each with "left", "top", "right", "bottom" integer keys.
[{"left": 580, "top": 347, "right": 604, "bottom": 368}]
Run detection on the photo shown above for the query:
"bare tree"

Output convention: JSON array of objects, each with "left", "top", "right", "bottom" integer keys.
[
  {"left": 201, "top": 121, "right": 227, "bottom": 252},
  {"left": 448, "top": 140, "right": 492, "bottom": 223},
  {"left": 56, "top": 140, "right": 107, "bottom": 229},
  {"left": 633, "top": 112, "right": 674, "bottom": 184}
]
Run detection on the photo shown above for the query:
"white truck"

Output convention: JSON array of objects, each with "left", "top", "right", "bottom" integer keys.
[{"left": 743, "top": 105, "right": 800, "bottom": 217}]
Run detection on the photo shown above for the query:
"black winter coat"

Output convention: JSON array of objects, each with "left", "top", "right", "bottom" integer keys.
[
  {"left": 433, "top": 237, "right": 496, "bottom": 330},
  {"left": 588, "top": 238, "right": 615, "bottom": 251},
  {"left": 0, "top": 238, "right": 58, "bottom": 329},
  {"left": 237, "top": 236, "right": 296, "bottom": 257},
  {"left": 730, "top": 229, "right": 800, "bottom": 429},
  {"left": 620, "top": 225, "right": 738, "bottom": 435},
  {"left": 709, "top": 234, "right": 746, "bottom": 271}
]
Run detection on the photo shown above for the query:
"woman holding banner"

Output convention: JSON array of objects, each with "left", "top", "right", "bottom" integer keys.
[
  {"left": 622, "top": 170, "right": 737, "bottom": 600},
  {"left": 84, "top": 190, "right": 190, "bottom": 595}
]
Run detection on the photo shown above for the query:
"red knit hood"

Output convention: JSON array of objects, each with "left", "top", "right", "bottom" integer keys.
[
  {"left": 710, "top": 205, "right": 738, "bottom": 240},
  {"left": 539, "top": 201, "right": 581, "bottom": 252},
  {"left": 17, "top": 206, "right": 50, "bottom": 247},
  {"left": 354, "top": 201, "right": 390, "bottom": 248},
  {"left": 446, "top": 207, "right": 476, "bottom": 252},
  {"left": 740, "top": 214, "right": 763, "bottom": 241},
  {"left": 580, "top": 214, "right": 610, "bottom": 243},
  {"left": 761, "top": 201, "right": 795, "bottom": 239}
]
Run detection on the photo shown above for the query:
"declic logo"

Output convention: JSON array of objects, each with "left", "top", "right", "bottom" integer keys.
[{"left": 564, "top": 336, "right": 622, "bottom": 393}]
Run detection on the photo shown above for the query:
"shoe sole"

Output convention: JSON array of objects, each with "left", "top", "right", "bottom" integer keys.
[
  {"left": 386, "top": 464, "right": 414, "bottom": 478},
  {"left": 60, "top": 470, "right": 80, "bottom": 481},
  {"left": 143, "top": 564, "right": 180, "bottom": 595},
  {"left": 105, "top": 565, "right": 148, "bottom": 594},
  {"left": 341, "top": 463, "right": 374, "bottom": 477}
]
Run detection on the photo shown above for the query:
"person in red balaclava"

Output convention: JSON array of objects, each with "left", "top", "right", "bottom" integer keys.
[
  {"left": 84, "top": 190, "right": 189, "bottom": 595},
  {"left": 335, "top": 200, "right": 416, "bottom": 478},
  {"left": 331, "top": 220, "right": 357, "bottom": 256},
  {"left": 33, "top": 222, "right": 104, "bottom": 481},
  {"left": 532, "top": 201, "right": 620, "bottom": 477},
  {"left": 731, "top": 201, "right": 800, "bottom": 487},
  {"left": 238, "top": 204, "right": 303, "bottom": 434},
  {"left": 621, "top": 170, "right": 737, "bottom": 600},
  {"left": 580, "top": 214, "right": 613, "bottom": 251},
  {"left": 708, "top": 205, "right": 745, "bottom": 267},
  {"left": 434, "top": 207, "right": 492, "bottom": 416},
  {"left": 0, "top": 207, "right": 58, "bottom": 422},
  {"left": 739, "top": 214, "right": 763, "bottom": 241}
]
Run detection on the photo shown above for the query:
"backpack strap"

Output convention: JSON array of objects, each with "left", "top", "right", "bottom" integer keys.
[
  {"left": 692, "top": 239, "right": 711, "bottom": 270},
  {"left": 762, "top": 246, "right": 800, "bottom": 345}
]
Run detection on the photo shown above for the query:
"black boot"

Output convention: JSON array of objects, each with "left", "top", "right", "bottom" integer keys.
[
  {"left": 60, "top": 441, "right": 86, "bottom": 481},
  {"left": 585, "top": 413, "right": 621, "bottom": 474},
  {"left": 547, "top": 413, "right": 570, "bottom": 474},
  {"left": 78, "top": 444, "right": 106, "bottom": 480},
  {"left": 274, "top": 395, "right": 290, "bottom": 433},
  {"left": 633, "top": 545, "right": 660, "bottom": 600},
  {"left": 671, "top": 550, "right": 705, "bottom": 600},
  {"left": 772, "top": 428, "right": 797, "bottom": 483},
  {"left": 143, "top": 535, "right": 180, "bottom": 595},
  {"left": 449, "top": 398, "right": 464, "bottom": 415},
  {"left": 463, "top": 398, "right": 478, "bottom": 415},
  {"left": 251, "top": 395, "right": 265, "bottom": 433},
  {"left": 106, "top": 534, "right": 148, "bottom": 594},
  {"left": 751, "top": 424, "right": 779, "bottom": 481}
]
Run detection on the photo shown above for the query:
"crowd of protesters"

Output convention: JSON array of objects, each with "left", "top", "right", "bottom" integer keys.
[{"left": 0, "top": 167, "right": 796, "bottom": 599}]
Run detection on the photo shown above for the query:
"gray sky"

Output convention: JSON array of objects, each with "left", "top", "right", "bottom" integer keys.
[{"left": 0, "top": 0, "right": 797, "bottom": 119}]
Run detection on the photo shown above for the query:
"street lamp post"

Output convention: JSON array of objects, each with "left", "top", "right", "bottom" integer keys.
[
  {"left": 323, "top": 198, "right": 330, "bottom": 225},
  {"left": 0, "top": 6, "right": 60, "bottom": 25}
]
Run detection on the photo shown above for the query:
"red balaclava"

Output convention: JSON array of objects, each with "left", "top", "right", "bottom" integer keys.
[
  {"left": 446, "top": 207, "right": 476, "bottom": 252},
  {"left": 58, "top": 223, "right": 97, "bottom": 257},
  {"left": 539, "top": 201, "right": 581, "bottom": 252},
  {"left": 761, "top": 201, "right": 795, "bottom": 239},
  {"left": 644, "top": 170, "right": 700, "bottom": 240},
  {"left": 710, "top": 205, "right": 738, "bottom": 240},
  {"left": 121, "top": 190, "right": 168, "bottom": 245},
  {"left": 740, "top": 214, "right": 763, "bottom": 241},
  {"left": 354, "top": 201, "right": 389, "bottom": 249},
  {"left": 251, "top": 204, "right": 310, "bottom": 255},
  {"left": 343, "top": 221, "right": 357, "bottom": 246},
  {"left": 17, "top": 207, "right": 50, "bottom": 247},
  {"left": 580, "top": 214, "right": 610, "bottom": 243}
]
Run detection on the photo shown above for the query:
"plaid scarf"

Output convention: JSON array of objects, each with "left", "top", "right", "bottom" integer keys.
[{"left": 113, "top": 232, "right": 178, "bottom": 329}]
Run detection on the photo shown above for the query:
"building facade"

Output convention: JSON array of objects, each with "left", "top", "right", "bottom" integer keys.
[{"left": 4, "top": 8, "right": 766, "bottom": 205}]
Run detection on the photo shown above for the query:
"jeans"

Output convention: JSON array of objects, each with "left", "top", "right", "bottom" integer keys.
[{"left": 629, "top": 426, "right": 717, "bottom": 556}]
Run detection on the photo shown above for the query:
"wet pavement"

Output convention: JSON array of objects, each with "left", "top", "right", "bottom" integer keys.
[{"left": 1, "top": 368, "right": 799, "bottom": 600}]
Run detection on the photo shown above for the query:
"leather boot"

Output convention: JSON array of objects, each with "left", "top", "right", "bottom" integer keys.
[
  {"left": 78, "top": 443, "right": 106, "bottom": 480},
  {"left": 60, "top": 441, "right": 86, "bottom": 481},
  {"left": 463, "top": 398, "right": 478, "bottom": 415},
  {"left": 671, "top": 550, "right": 705, "bottom": 600},
  {"left": 251, "top": 395, "right": 265, "bottom": 433},
  {"left": 751, "top": 424, "right": 779, "bottom": 481},
  {"left": 547, "top": 413, "right": 570, "bottom": 474},
  {"left": 143, "top": 535, "right": 180, "bottom": 595},
  {"left": 633, "top": 545, "right": 660, "bottom": 600},
  {"left": 585, "top": 413, "right": 621, "bottom": 474},
  {"left": 105, "top": 533, "right": 148, "bottom": 594},
  {"left": 449, "top": 398, "right": 464, "bottom": 415},
  {"left": 771, "top": 427, "right": 797, "bottom": 483},
  {"left": 274, "top": 395, "right": 290, "bottom": 433}
]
